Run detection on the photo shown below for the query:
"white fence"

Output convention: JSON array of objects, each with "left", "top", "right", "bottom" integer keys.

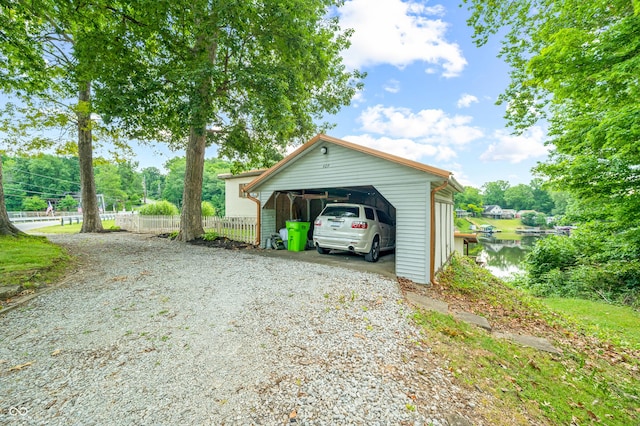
[{"left": 116, "top": 213, "right": 258, "bottom": 244}]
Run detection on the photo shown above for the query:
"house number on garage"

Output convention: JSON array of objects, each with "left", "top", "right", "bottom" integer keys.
[{"left": 322, "top": 163, "right": 330, "bottom": 168}]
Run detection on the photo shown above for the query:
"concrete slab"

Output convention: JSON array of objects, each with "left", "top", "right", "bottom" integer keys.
[
  {"left": 494, "top": 332, "right": 563, "bottom": 355},
  {"left": 0, "top": 285, "right": 21, "bottom": 300},
  {"left": 405, "top": 292, "right": 449, "bottom": 314},
  {"left": 253, "top": 247, "right": 396, "bottom": 280},
  {"left": 444, "top": 413, "right": 474, "bottom": 426},
  {"left": 454, "top": 311, "right": 492, "bottom": 331}
]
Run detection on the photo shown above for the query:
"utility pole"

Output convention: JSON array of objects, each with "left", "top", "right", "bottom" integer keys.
[{"left": 142, "top": 175, "right": 147, "bottom": 204}]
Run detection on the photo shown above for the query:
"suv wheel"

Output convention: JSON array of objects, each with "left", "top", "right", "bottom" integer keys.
[
  {"left": 364, "top": 236, "right": 380, "bottom": 262},
  {"left": 316, "top": 245, "right": 330, "bottom": 254}
]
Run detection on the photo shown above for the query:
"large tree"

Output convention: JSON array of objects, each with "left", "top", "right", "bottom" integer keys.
[
  {"left": 482, "top": 180, "right": 510, "bottom": 207},
  {"left": 1, "top": 1, "right": 143, "bottom": 233},
  {"left": 94, "top": 0, "right": 363, "bottom": 241},
  {"left": 504, "top": 184, "right": 534, "bottom": 211}
]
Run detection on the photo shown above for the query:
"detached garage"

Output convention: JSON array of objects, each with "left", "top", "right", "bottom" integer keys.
[{"left": 243, "top": 134, "right": 463, "bottom": 285}]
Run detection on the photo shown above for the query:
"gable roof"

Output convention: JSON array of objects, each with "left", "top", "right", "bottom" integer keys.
[{"left": 244, "top": 134, "right": 463, "bottom": 192}]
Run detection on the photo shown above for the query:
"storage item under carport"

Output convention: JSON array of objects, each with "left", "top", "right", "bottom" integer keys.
[{"left": 286, "top": 221, "right": 310, "bottom": 251}]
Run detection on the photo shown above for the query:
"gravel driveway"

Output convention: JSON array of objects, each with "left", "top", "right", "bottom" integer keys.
[{"left": 1, "top": 232, "right": 477, "bottom": 425}]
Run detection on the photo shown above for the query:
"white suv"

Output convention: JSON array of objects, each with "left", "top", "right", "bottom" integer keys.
[{"left": 312, "top": 203, "right": 395, "bottom": 262}]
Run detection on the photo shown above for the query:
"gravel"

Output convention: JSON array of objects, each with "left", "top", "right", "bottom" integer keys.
[{"left": 1, "top": 232, "right": 478, "bottom": 425}]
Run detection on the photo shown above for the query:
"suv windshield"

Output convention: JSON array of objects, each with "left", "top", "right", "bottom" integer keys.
[{"left": 321, "top": 206, "right": 359, "bottom": 218}]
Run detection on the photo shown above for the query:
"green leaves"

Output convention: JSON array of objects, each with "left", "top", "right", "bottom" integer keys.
[{"left": 464, "top": 0, "right": 640, "bottom": 303}]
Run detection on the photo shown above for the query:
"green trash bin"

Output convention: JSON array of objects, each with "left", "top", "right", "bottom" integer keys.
[{"left": 286, "top": 221, "right": 310, "bottom": 252}]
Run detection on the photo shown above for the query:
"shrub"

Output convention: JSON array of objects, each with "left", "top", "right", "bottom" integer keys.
[
  {"left": 525, "top": 235, "right": 578, "bottom": 282},
  {"left": 201, "top": 201, "right": 216, "bottom": 217},
  {"left": 22, "top": 195, "right": 48, "bottom": 211},
  {"left": 138, "top": 200, "right": 179, "bottom": 216},
  {"left": 58, "top": 195, "right": 78, "bottom": 211}
]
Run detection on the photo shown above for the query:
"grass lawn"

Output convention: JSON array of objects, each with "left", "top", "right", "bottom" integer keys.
[
  {"left": 541, "top": 297, "right": 640, "bottom": 350},
  {"left": 28, "top": 219, "right": 117, "bottom": 234},
  {"left": 412, "top": 255, "right": 640, "bottom": 425},
  {"left": 0, "top": 234, "right": 70, "bottom": 289},
  {"left": 466, "top": 217, "right": 524, "bottom": 239}
]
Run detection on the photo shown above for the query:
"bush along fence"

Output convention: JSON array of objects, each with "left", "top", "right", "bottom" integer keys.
[{"left": 115, "top": 213, "right": 258, "bottom": 244}]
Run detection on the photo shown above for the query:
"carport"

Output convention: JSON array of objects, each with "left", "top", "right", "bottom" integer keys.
[{"left": 243, "top": 134, "right": 463, "bottom": 285}]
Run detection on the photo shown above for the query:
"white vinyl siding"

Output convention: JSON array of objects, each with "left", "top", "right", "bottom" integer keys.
[
  {"left": 375, "top": 182, "right": 430, "bottom": 284},
  {"left": 260, "top": 144, "right": 430, "bottom": 189},
  {"left": 222, "top": 175, "right": 262, "bottom": 217}
]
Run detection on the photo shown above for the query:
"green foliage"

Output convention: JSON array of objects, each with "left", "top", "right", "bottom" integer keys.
[
  {"left": 464, "top": 0, "right": 640, "bottom": 305},
  {"left": 201, "top": 231, "right": 218, "bottom": 241},
  {"left": 2, "top": 154, "right": 81, "bottom": 211},
  {"left": 525, "top": 235, "right": 578, "bottom": 283},
  {"left": 138, "top": 201, "right": 179, "bottom": 216},
  {"left": 454, "top": 186, "right": 483, "bottom": 210},
  {"left": 482, "top": 180, "right": 510, "bottom": 207},
  {"left": 521, "top": 211, "right": 544, "bottom": 227},
  {"left": 201, "top": 201, "right": 216, "bottom": 217},
  {"left": 21, "top": 195, "right": 48, "bottom": 211},
  {"left": 522, "top": 225, "right": 640, "bottom": 306},
  {"left": 57, "top": 195, "right": 78, "bottom": 211},
  {"left": 162, "top": 157, "right": 229, "bottom": 214},
  {"left": 504, "top": 184, "right": 534, "bottom": 211},
  {"left": 141, "top": 167, "right": 165, "bottom": 200},
  {"left": 89, "top": 0, "right": 362, "bottom": 240}
]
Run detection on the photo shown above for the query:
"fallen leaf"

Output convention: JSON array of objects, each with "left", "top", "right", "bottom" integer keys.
[
  {"left": 8, "top": 361, "right": 33, "bottom": 372},
  {"left": 528, "top": 359, "right": 541, "bottom": 371},
  {"left": 289, "top": 409, "right": 297, "bottom": 419},
  {"left": 353, "top": 333, "right": 366, "bottom": 340},
  {"left": 587, "top": 410, "right": 599, "bottom": 421},
  {"left": 51, "top": 349, "right": 62, "bottom": 356}
]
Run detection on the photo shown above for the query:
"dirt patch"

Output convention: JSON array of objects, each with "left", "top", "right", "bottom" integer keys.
[{"left": 156, "top": 234, "right": 257, "bottom": 250}]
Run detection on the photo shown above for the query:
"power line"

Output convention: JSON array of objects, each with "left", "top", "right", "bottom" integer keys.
[
  {"left": 6, "top": 166, "right": 81, "bottom": 188},
  {"left": 3, "top": 186, "right": 71, "bottom": 198}
]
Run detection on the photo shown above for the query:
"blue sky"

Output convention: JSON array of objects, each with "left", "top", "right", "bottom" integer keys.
[{"left": 326, "top": 0, "right": 549, "bottom": 188}]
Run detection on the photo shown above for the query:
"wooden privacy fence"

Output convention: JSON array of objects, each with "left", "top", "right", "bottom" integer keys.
[{"left": 116, "top": 213, "right": 257, "bottom": 244}]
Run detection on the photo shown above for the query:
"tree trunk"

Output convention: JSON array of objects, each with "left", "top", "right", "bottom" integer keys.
[
  {"left": 0, "top": 155, "right": 25, "bottom": 236},
  {"left": 77, "top": 81, "right": 104, "bottom": 233},
  {"left": 177, "top": 126, "right": 206, "bottom": 241}
]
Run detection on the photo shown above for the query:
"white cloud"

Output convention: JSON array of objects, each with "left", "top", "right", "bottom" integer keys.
[
  {"left": 342, "top": 134, "right": 457, "bottom": 162},
  {"left": 456, "top": 93, "right": 478, "bottom": 108},
  {"left": 383, "top": 79, "right": 400, "bottom": 93},
  {"left": 338, "top": 0, "right": 467, "bottom": 77},
  {"left": 358, "top": 104, "right": 484, "bottom": 146},
  {"left": 440, "top": 162, "right": 474, "bottom": 187},
  {"left": 480, "top": 127, "right": 549, "bottom": 163},
  {"left": 351, "top": 89, "right": 366, "bottom": 107}
]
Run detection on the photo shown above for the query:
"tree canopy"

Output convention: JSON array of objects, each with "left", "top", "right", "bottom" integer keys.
[
  {"left": 91, "top": 0, "right": 362, "bottom": 240},
  {"left": 464, "top": 0, "right": 640, "bottom": 304}
]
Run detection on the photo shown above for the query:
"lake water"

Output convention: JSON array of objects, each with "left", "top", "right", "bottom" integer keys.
[{"left": 475, "top": 235, "right": 542, "bottom": 279}]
